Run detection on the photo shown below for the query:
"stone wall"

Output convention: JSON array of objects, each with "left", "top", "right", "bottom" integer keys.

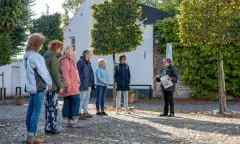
[
  {"left": 173, "top": 68, "right": 193, "bottom": 99},
  {"left": 152, "top": 45, "right": 162, "bottom": 98}
]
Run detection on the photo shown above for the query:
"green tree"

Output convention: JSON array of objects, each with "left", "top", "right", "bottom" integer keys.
[
  {"left": 91, "top": 0, "right": 143, "bottom": 106},
  {"left": 0, "top": 0, "right": 22, "bottom": 66},
  {"left": 62, "top": 10, "right": 70, "bottom": 27},
  {"left": 141, "top": 0, "right": 160, "bottom": 7},
  {"left": 30, "top": 13, "right": 63, "bottom": 55},
  {"left": 154, "top": 17, "right": 182, "bottom": 65},
  {"left": 179, "top": 0, "right": 240, "bottom": 114},
  {"left": 10, "top": 0, "right": 36, "bottom": 57},
  {"left": 62, "top": 0, "right": 83, "bottom": 14},
  {"left": 0, "top": 0, "right": 22, "bottom": 34},
  {"left": 0, "top": 35, "right": 12, "bottom": 66}
]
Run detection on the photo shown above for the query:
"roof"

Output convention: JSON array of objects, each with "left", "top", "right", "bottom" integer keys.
[
  {"left": 64, "top": 2, "right": 174, "bottom": 31},
  {"left": 138, "top": 4, "right": 174, "bottom": 25}
]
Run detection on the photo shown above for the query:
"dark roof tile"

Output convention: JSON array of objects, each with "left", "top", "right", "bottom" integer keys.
[{"left": 138, "top": 4, "right": 174, "bottom": 25}]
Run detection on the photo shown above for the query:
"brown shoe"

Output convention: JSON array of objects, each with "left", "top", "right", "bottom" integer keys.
[
  {"left": 83, "top": 113, "right": 93, "bottom": 118},
  {"left": 78, "top": 113, "right": 87, "bottom": 120},
  {"left": 27, "top": 136, "right": 45, "bottom": 144}
]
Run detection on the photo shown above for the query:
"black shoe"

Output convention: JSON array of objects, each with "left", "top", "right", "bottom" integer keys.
[
  {"left": 45, "top": 130, "right": 60, "bottom": 134},
  {"left": 159, "top": 113, "right": 168, "bottom": 117},
  {"left": 101, "top": 111, "right": 108, "bottom": 116},
  {"left": 168, "top": 113, "right": 174, "bottom": 117},
  {"left": 96, "top": 111, "right": 102, "bottom": 116}
]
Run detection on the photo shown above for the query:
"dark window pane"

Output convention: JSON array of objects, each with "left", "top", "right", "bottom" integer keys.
[{"left": 71, "top": 38, "right": 75, "bottom": 44}]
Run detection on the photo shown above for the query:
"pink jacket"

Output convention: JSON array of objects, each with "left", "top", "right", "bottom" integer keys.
[{"left": 59, "top": 56, "right": 80, "bottom": 97}]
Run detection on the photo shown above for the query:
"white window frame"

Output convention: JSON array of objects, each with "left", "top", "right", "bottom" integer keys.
[{"left": 69, "top": 36, "right": 76, "bottom": 50}]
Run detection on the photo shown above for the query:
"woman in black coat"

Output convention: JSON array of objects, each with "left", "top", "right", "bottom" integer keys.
[
  {"left": 114, "top": 54, "right": 131, "bottom": 114},
  {"left": 156, "top": 58, "right": 178, "bottom": 117}
]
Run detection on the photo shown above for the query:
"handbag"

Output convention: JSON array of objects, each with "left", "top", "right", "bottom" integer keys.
[{"left": 34, "top": 69, "right": 47, "bottom": 92}]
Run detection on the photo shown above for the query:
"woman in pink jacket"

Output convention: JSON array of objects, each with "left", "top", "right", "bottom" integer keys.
[{"left": 59, "top": 46, "right": 81, "bottom": 128}]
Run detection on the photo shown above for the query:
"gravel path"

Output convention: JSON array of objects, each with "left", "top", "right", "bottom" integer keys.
[{"left": 0, "top": 99, "right": 239, "bottom": 144}]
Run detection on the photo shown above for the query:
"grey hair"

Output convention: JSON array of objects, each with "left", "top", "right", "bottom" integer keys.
[
  {"left": 163, "top": 58, "right": 172, "bottom": 63},
  {"left": 82, "top": 50, "right": 91, "bottom": 57},
  {"left": 98, "top": 58, "right": 106, "bottom": 67}
]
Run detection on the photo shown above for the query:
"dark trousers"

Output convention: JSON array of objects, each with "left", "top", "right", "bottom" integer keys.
[
  {"left": 62, "top": 95, "right": 80, "bottom": 120},
  {"left": 96, "top": 85, "right": 108, "bottom": 111},
  {"left": 45, "top": 91, "right": 58, "bottom": 131},
  {"left": 163, "top": 91, "right": 174, "bottom": 114}
]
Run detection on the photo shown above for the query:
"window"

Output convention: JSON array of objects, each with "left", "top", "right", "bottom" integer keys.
[
  {"left": 144, "top": 51, "right": 146, "bottom": 59},
  {"left": 70, "top": 37, "right": 75, "bottom": 50}
]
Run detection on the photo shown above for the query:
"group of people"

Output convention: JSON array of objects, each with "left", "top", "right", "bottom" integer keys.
[{"left": 23, "top": 33, "right": 178, "bottom": 144}]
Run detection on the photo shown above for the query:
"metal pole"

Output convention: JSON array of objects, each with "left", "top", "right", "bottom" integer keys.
[{"left": 2, "top": 72, "right": 4, "bottom": 101}]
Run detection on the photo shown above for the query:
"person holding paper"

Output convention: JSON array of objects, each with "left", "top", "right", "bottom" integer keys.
[{"left": 156, "top": 58, "right": 178, "bottom": 117}]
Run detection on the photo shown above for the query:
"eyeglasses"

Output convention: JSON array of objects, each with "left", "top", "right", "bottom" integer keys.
[{"left": 122, "top": 58, "right": 126, "bottom": 60}]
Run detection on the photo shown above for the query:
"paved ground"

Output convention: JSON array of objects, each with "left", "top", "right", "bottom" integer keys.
[{"left": 0, "top": 98, "right": 240, "bottom": 144}]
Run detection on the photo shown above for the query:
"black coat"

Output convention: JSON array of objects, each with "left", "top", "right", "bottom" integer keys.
[
  {"left": 156, "top": 65, "right": 178, "bottom": 92},
  {"left": 114, "top": 63, "right": 131, "bottom": 91}
]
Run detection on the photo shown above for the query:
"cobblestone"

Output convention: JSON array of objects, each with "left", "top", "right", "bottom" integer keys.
[{"left": 0, "top": 99, "right": 239, "bottom": 144}]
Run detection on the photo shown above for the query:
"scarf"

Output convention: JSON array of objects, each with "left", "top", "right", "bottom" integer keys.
[{"left": 161, "top": 67, "right": 168, "bottom": 77}]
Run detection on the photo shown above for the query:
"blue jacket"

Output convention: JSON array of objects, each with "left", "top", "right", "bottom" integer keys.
[
  {"left": 77, "top": 56, "right": 94, "bottom": 91},
  {"left": 24, "top": 51, "right": 52, "bottom": 94},
  {"left": 114, "top": 63, "right": 131, "bottom": 91},
  {"left": 96, "top": 67, "right": 109, "bottom": 86}
]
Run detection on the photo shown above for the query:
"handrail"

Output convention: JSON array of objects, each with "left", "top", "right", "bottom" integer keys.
[{"left": 108, "top": 84, "right": 152, "bottom": 99}]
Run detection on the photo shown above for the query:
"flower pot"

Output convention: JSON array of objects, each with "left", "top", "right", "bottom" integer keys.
[
  {"left": 128, "top": 93, "right": 135, "bottom": 103},
  {"left": 15, "top": 99, "right": 24, "bottom": 105}
]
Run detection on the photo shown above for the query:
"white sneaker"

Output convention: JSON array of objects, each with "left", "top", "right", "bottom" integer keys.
[{"left": 116, "top": 109, "right": 120, "bottom": 115}]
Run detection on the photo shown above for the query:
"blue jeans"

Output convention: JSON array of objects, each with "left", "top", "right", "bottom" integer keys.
[
  {"left": 62, "top": 95, "right": 80, "bottom": 120},
  {"left": 80, "top": 87, "right": 92, "bottom": 114},
  {"left": 45, "top": 90, "right": 58, "bottom": 131},
  {"left": 96, "top": 85, "right": 108, "bottom": 111},
  {"left": 26, "top": 92, "right": 46, "bottom": 136}
]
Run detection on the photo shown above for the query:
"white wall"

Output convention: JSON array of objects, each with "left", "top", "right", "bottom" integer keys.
[
  {"left": 0, "top": 62, "right": 28, "bottom": 97},
  {"left": 64, "top": 0, "right": 154, "bottom": 88}
]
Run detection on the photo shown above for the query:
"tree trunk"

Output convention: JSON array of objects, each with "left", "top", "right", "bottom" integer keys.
[
  {"left": 112, "top": 53, "right": 116, "bottom": 107},
  {"left": 217, "top": 46, "right": 226, "bottom": 114}
]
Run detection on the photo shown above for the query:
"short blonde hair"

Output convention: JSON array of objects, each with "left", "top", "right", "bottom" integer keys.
[
  {"left": 98, "top": 59, "right": 106, "bottom": 67},
  {"left": 49, "top": 40, "right": 63, "bottom": 51},
  {"left": 25, "top": 33, "right": 45, "bottom": 52},
  {"left": 62, "top": 46, "right": 76, "bottom": 61}
]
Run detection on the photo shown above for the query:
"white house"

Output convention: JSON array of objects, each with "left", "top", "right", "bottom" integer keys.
[
  {"left": 64, "top": 0, "right": 173, "bottom": 98},
  {"left": 0, "top": 62, "right": 27, "bottom": 99},
  {"left": 0, "top": 0, "right": 176, "bottom": 99}
]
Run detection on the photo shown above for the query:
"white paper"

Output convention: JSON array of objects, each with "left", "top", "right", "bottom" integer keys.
[{"left": 160, "top": 75, "right": 173, "bottom": 89}]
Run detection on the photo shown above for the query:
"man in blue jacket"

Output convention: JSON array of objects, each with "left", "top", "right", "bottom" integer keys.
[{"left": 77, "top": 50, "right": 94, "bottom": 119}]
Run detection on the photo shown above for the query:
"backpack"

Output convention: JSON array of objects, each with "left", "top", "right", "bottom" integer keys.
[{"left": 117, "top": 63, "right": 129, "bottom": 71}]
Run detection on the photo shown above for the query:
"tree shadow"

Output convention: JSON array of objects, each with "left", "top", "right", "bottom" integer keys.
[
  {"left": 42, "top": 115, "right": 183, "bottom": 144},
  {"left": 138, "top": 115, "right": 240, "bottom": 136},
  {"left": 0, "top": 112, "right": 183, "bottom": 144}
]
